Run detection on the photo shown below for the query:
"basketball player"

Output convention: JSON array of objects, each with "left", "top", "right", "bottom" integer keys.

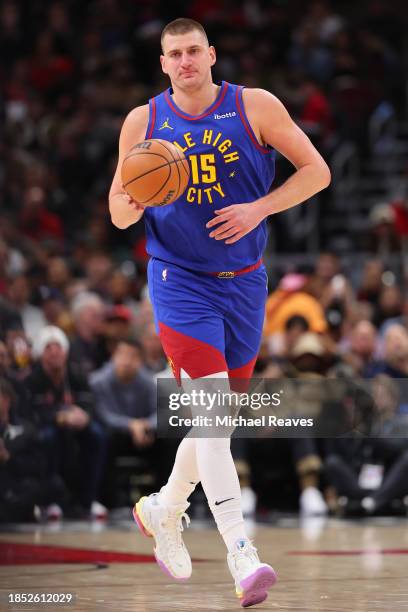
[{"left": 109, "top": 18, "right": 331, "bottom": 608}]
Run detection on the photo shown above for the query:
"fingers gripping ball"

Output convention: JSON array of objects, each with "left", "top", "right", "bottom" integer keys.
[{"left": 121, "top": 139, "right": 190, "bottom": 207}]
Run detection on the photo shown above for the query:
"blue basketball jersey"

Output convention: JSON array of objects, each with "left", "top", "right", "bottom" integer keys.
[{"left": 143, "top": 81, "right": 275, "bottom": 272}]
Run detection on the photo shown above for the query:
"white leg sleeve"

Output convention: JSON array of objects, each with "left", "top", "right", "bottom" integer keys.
[{"left": 189, "top": 371, "right": 248, "bottom": 551}]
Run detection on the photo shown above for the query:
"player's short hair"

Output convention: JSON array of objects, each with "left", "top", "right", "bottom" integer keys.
[{"left": 161, "top": 18, "right": 209, "bottom": 51}]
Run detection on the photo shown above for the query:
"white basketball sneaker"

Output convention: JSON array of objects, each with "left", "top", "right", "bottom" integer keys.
[
  {"left": 133, "top": 493, "right": 192, "bottom": 580},
  {"left": 227, "top": 539, "right": 277, "bottom": 608}
]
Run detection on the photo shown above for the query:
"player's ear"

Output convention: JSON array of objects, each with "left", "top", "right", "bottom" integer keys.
[
  {"left": 160, "top": 55, "right": 168, "bottom": 74},
  {"left": 209, "top": 46, "right": 216, "bottom": 67}
]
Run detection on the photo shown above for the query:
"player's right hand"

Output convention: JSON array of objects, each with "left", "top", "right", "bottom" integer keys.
[
  {"left": 122, "top": 185, "right": 145, "bottom": 211},
  {"left": 124, "top": 192, "right": 146, "bottom": 211}
]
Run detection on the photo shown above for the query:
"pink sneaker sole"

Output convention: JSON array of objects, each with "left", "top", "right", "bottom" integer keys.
[
  {"left": 132, "top": 501, "right": 189, "bottom": 582},
  {"left": 238, "top": 565, "right": 277, "bottom": 608},
  {"left": 154, "top": 550, "right": 189, "bottom": 581}
]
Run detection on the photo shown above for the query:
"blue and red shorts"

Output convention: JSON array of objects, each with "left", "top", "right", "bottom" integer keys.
[{"left": 147, "top": 257, "right": 268, "bottom": 384}]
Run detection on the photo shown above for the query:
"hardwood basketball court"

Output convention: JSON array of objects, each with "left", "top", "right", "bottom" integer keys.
[{"left": 1, "top": 516, "right": 407, "bottom": 610}]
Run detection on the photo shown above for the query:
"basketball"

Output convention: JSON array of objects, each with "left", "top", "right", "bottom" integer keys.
[{"left": 121, "top": 139, "right": 190, "bottom": 207}]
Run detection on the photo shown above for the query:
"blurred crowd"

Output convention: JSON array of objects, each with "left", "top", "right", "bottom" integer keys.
[
  {"left": 1, "top": 0, "right": 407, "bottom": 255},
  {"left": 1, "top": 249, "right": 408, "bottom": 522},
  {"left": 1, "top": 0, "right": 408, "bottom": 523}
]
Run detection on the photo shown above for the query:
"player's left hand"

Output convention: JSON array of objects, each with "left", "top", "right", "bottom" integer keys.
[{"left": 206, "top": 202, "right": 265, "bottom": 244}]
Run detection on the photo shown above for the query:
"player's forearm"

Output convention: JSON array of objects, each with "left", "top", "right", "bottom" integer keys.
[
  {"left": 256, "top": 162, "right": 331, "bottom": 218},
  {"left": 109, "top": 193, "right": 144, "bottom": 229}
]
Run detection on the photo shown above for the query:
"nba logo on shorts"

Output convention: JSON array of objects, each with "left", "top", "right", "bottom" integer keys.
[{"left": 162, "top": 269, "right": 167, "bottom": 281}]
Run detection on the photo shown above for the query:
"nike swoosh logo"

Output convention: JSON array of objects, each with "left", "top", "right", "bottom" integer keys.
[{"left": 215, "top": 497, "right": 234, "bottom": 506}]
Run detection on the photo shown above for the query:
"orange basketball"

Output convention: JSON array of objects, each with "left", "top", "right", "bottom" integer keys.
[{"left": 121, "top": 139, "right": 190, "bottom": 207}]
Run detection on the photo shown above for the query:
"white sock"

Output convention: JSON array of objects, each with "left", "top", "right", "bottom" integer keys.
[
  {"left": 183, "top": 370, "right": 247, "bottom": 552},
  {"left": 196, "top": 436, "right": 247, "bottom": 552},
  {"left": 159, "top": 437, "right": 199, "bottom": 506}
]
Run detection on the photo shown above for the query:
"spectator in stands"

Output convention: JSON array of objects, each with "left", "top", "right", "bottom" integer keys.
[
  {"left": 374, "top": 284, "right": 404, "bottom": 330},
  {"left": 0, "top": 377, "right": 68, "bottom": 522},
  {"left": 319, "top": 271, "right": 352, "bottom": 347},
  {"left": 139, "top": 322, "right": 168, "bottom": 374},
  {"left": 37, "top": 285, "right": 71, "bottom": 333},
  {"left": 7, "top": 273, "right": 47, "bottom": 342},
  {"left": 344, "top": 320, "right": 378, "bottom": 375},
  {"left": 133, "top": 295, "right": 155, "bottom": 336},
  {"left": 357, "top": 258, "right": 384, "bottom": 307},
  {"left": 311, "top": 252, "right": 341, "bottom": 291},
  {"left": 104, "top": 304, "right": 134, "bottom": 356},
  {"left": 365, "top": 323, "right": 408, "bottom": 380},
  {"left": 0, "top": 238, "right": 26, "bottom": 295},
  {"left": 325, "top": 374, "right": 408, "bottom": 515},
  {"left": 46, "top": 256, "right": 72, "bottom": 293},
  {"left": 18, "top": 186, "right": 64, "bottom": 245},
  {"left": 26, "top": 325, "right": 107, "bottom": 520},
  {"left": 296, "top": 77, "right": 334, "bottom": 152},
  {"left": 69, "top": 291, "right": 108, "bottom": 377},
  {"left": 107, "top": 269, "right": 140, "bottom": 318},
  {"left": 288, "top": 22, "right": 333, "bottom": 84},
  {"left": 368, "top": 203, "right": 400, "bottom": 256},
  {"left": 4, "top": 325, "right": 33, "bottom": 381},
  {"left": 0, "top": 294, "right": 23, "bottom": 337},
  {"left": 254, "top": 332, "right": 330, "bottom": 515},
  {"left": 311, "top": 254, "right": 355, "bottom": 324},
  {"left": 0, "top": 338, "right": 30, "bottom": 421},
  {"left": 264, "top": 273, "right": 327, "bottom": 340},
  {"left": 288, "top": 332, "right": 333, "bottom": 514},
  {"left": 90, "top": 337, "right": 166, "bottom": 505},
  {"left": 90, "top": 337, "right": 155, "bottom": 442},
  {"left": 267, "top": 314, "right": 310, "bottom": 358},
  {"left": 296, "top": 0, "right": 345, "bottom": 44},
  {"left": 0, "top": 341, "right": 10, "bottom": 377},
  {"left": 83, "top": 251, "right": 114, "bottom": 298}
]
